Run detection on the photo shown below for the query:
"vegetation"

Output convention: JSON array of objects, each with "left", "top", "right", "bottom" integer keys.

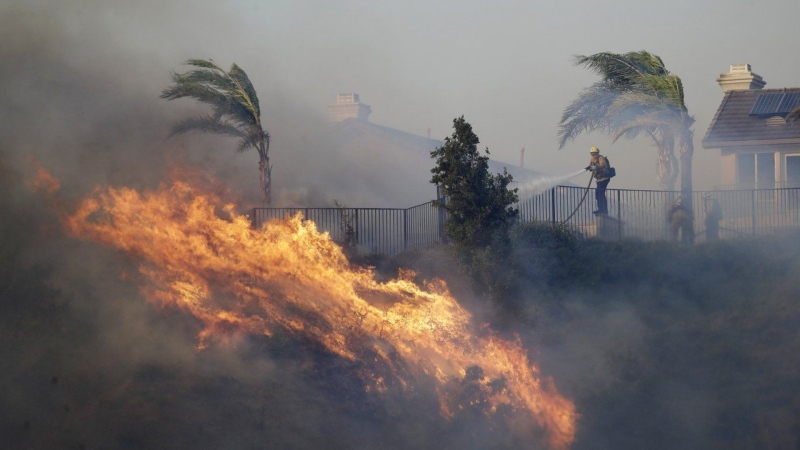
[
  {"left": 161, "top": 59, "right": 272, "bottom": 204},
  {"left": 5, "top": 159, "right": 800, "bottom": 449},
  {"left": 559, "top": 51, "right": 695, "bottom": 195},
  {"left": 377, "top": 224, "right": 800, "bottom": 450},
  {"left": 523, "top": 229, "right": 800, "bottom": 450},
  {"left": 333, "top": 200, "right": 357, "bottom": 254},
  {"left": 430, "top": 116, "right": 519, "bottom": 300}
]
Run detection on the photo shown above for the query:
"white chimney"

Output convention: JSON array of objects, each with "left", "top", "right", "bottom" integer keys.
[
  {"left": 326, "top": 93, "right": 372, "bottom": 122},
  {"left": 716, "top": 64, "right": 766, "bottom": 93}
]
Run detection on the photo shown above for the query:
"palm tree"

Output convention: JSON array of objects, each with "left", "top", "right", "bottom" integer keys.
[
  {"left": 161, "top": 59, "right": 272, "bottom": 204},
  {"left": 558, "top": 51, "right": 694, "bottom": 195}
]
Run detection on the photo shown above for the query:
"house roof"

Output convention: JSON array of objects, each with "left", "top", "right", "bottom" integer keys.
[
  {"left": 322, "top": 117, "right": 440, "bottom": 157},
  {"left": 323, "top": 118, "right": 544, "bottom": 179},
  {"left": 702, "top": 88, "right": 800, "bottom": 148},
  {"left": 302, "top": 118, "right": 548, "bottom": 207}
]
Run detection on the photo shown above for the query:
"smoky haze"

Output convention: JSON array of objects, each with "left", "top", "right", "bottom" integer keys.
[
  {"left": 0, "top": 2, "right": 430, "bottom": 449},
  {"left": 0, "top": 3, "right": 560, "bottom": 449},
  {"left": 3, "top": 1, "right": 800, "bottom": 450}
]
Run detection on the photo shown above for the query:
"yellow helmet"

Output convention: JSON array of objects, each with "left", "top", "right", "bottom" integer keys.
[{"left": 590, "top": 146, "right": 599, "bottom": 153}]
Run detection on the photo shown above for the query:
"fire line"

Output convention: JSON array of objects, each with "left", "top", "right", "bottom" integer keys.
[{"left": 62, "top": 175, "right": 578, "bottom": 449}]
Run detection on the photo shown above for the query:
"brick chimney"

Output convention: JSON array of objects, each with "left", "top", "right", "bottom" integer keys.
[
  {"left": 716, "top": 64, "right": 766, "bottom": 93},
  {"left": 326, "top": 93, "right": 372, "bottom": 122}
]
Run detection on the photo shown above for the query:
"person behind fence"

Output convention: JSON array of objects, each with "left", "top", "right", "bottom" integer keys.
[
  {"left": 668, "top": 195, "right": 694, "bottom": 244},
  {"left": 585, "top": 146, "right": 614, "bottom": 215},
  {"left": 703, "top": 193, "right": 722, "bottom": 241}
]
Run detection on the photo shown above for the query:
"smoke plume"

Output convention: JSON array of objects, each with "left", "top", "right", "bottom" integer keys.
[{"left": 0, "top": 2, "right": 570, "bottom": 449}]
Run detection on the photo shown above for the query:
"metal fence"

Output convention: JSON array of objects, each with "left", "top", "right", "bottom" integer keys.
[
  {"left": 518, "top": 186, "right": 800, "bottom": 242},
  {"left": 252, "top": 201, "right": 446, "bottom": 256},
  {"left": 252, "top": 187, "right": 800, "bottom": 255}
]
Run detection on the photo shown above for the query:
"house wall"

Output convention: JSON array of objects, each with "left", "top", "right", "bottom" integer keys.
[
  {"left": 720, "top": 153, "right": 736, "bottom": 186},
  {"left": 720, "top": 144, "right": 800, "bottom": 187}
]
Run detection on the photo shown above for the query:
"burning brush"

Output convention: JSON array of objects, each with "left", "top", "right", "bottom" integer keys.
[{"left": 57, "top": 169, "right": 577, "bottom": 449}]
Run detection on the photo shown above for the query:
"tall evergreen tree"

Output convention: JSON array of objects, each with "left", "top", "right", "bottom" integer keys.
[
  {"left": 431, "top": 117, "right": 518, "bottom": 298},
  {"left": 161, "top": 59, "right": 272, "bottom": 204}
]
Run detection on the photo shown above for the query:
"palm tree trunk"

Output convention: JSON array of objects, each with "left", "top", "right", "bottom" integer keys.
[
  {"left": 679, "top": 129, "right": 694, "bottom": 243},
  {"left": 679, "top": 130, "right": 694, "bottom": 202},
  {"left": 657, "top": 146, "right": 678, "bottom": 191},
  {"left": 257, "top": 136, "right": 271, "bottom": 205},
  {"left": 259, "top": 157, "right": 271, "bottom": 205},
  {"left": 650, "top": 133, "right": 677, "bottom": 191}
]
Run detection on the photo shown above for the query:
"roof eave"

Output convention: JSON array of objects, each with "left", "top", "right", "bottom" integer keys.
[{"left": 701, "top": 137, "right": 800, "bottom": 149}]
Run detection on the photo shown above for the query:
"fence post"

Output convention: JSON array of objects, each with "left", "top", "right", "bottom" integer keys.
[
  {"left": 751, "top": 190, "right": 756, "bottom": 236},
  {"left": 437, "top": 201, "right": 447, "bottom": 244},
  {"left": 354, "top": 209, "right": 360, "bottom": 248},
  {"left": 251, "top": 208, "right": 257, "bottom": 229},
  {"left": 403, "top": 209, "right": 408, "bottom": 251},
  {"left": 551, "top": 188, "right": 556, "bottom": 224},
  {"left": 617, "top": 190, "right": 622, "bottom": 239}
]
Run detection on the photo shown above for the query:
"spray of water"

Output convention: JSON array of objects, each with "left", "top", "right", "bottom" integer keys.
[{"left": 516, "top": 169, "right": 591, "bottom": 200}]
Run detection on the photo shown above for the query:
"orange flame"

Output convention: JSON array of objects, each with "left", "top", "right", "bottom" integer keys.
[{"left": 63, "top": 176, "right": 578, "bottom": 449}]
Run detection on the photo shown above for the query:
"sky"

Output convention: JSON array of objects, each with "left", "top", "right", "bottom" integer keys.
[
  {"left": 221, "top": 0, "right": 800, "bottom": 191},
  {"left": 3, "top": 0, "right": 800, "bottom": 200}
]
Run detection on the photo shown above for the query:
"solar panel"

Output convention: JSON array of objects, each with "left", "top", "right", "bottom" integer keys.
[
  {"left": 750, "top": 92, "right": 800, "bottom": 116},
  {"left": 777, "top": 93, "right": 800, "bottom": 114},
  {"left": 750, "top": 94, "right": 782, "bottom": 115}
]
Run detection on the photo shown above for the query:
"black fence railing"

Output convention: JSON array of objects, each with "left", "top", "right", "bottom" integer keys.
[
  {"left": 252, "top": 187, "right": 800, "bottom": 255},
  {"left": 252, "top": 201, "right": 447, "bottom": 256},
  {"left": 518, "top": 186, "right": 800, "bottom": 241}
]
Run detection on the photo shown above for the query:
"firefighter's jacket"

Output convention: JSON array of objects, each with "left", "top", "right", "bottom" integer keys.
[
  {"left": 668, "top": 200, "right": 693, "bottom": 224},
  {"left": 589, "top": 155, "right": 612, "bottom": 182}
]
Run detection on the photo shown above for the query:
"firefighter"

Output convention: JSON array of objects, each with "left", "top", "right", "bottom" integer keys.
[
  {"left": 703, "top": 193, "right": 723, "bottom": 241},
  {"left": 667, "top": 196, "right": 694, "bottom": 244},
  {"left": 586, "top": 146, "right": 613, "bottom": 215}
]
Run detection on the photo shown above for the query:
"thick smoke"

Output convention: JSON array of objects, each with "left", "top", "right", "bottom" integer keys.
[
  {"left": 0, "top": 3, "right": 554, "bottom": 449},
  {"left": 0, "top": 1, "right": 428, "bottom": 209},
  {"left": 4, "top": 3, "right": 800, "bottom": 450}
]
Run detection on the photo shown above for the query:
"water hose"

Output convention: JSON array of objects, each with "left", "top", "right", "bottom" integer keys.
[{"left": 561, "top": 172, "right": 594, "bottom": 224}]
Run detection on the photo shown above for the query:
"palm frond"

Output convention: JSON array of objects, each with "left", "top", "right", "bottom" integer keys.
[
  {"left": 229, "top": 64, "right": 261, "bottom": 118},
  {"left": 169, "top": 115, "right": 246, "bottom": 139},
  {"left": 576, "top": 51, "right": 678, "bottom": 101},
  {"left": 236, "top": 136, "right": 257, "bottom": 153},
  {"left": 172, "top": 69, "right": 231, "bottom": 90},
  {"left": 235, "top": 129, "right": 270, "bottom": 154},
  {"left": 624, "top": 51, "right": 667, "bottom": 76},
  {"left": 608, "top": 91, "right": 672, "bottom": 116},
  {"left": 160, "top": 80, "right": 230, "bottom": 106},
  {"left": 610, "top": 113, "right": 672, "bottom": 142},
  {"left": 558, "top": 84, "right": 620, "bottom": 148},
  {"left": 184, "top": 58, "right": 223, "bottom": 71},
  {"left": 575, "top": 52, "right": 654, "bottom": 90},
  {"left": 635, "top": 74, "right": 685, "bottom": 109}
]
